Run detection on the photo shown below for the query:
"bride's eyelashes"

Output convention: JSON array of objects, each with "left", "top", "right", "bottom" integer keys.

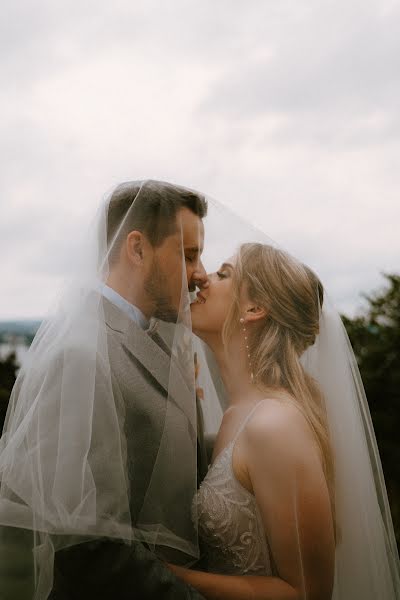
[{"left": 215, "top": 262, "right": 233, "bottom": 280}]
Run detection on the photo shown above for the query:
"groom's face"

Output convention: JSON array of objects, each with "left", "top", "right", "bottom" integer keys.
[{"left": 144, "top": 207, "right": 207, "bottom": 321}]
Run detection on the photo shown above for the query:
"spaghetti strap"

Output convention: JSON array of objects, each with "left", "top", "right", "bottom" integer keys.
[{"left": 233, "top": 399, "right": 266, "bottom": 443}]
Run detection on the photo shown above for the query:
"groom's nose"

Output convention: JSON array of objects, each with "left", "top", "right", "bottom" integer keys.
[{"left": 192, "top": 260, "right": 209, "bottom": 290}]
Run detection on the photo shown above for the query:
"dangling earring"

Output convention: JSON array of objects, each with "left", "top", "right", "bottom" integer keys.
[{"left": 240, "top": 317, "right": 254, "bottom": 383}]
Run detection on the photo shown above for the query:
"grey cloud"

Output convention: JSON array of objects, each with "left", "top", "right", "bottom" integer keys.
[
  {"left": 200, "top": 3, "right": 400, "bottom": 143},
  {"left": 1, "top": 0, "right": 252, "bottom": 91},
  {"left": 1, "top": 0, "right": 399, "bottom": 318},
  {"left": 1, "top": 2, "right": 146, "bottom": 89}
]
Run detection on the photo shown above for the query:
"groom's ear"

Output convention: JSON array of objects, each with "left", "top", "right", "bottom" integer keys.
[
  {"left": 244, "top": 304, "right": 267, "bottom": 323},
  {"left": 126, "top": 231, "right": 145, "bottom": 265}
]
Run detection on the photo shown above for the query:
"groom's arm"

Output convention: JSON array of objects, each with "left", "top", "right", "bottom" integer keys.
[
  {"left": 47, "top": 359, "right": 205, "bottom": 599},
  {"left": 51, "top": 538, "right": 206, "bottom": 600}
]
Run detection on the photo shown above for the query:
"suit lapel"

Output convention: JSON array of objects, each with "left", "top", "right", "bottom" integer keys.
[{"left": 103, "top": 297, "right": 196, "bottom": 429}]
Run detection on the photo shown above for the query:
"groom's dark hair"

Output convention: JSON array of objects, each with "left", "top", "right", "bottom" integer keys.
[{"left": 106, "top": 180, "right": 207, "bottom": 261}]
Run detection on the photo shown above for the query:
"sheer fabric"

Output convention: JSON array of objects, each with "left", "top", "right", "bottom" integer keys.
[
  {"left": 0, "top": 181, "right": 208, "bottom": 599},
  {"left": 0, "top": 181, "right": 398, "bottom": 600},
  {"left": 197, "top": 203, "right": 400, "bottom": 599}
]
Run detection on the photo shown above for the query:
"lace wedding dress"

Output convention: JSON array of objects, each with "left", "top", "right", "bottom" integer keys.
[{"left": 192, "top": 402, "right": 273, "bottom": 575}]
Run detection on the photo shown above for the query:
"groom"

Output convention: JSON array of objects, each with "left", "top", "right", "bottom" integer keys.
[{"left": 50, "top": 181, "right": 209, "bottom": 599}]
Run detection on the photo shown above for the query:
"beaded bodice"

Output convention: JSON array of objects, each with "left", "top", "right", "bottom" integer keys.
[{"left": 192, "top": 404, "right": 272, "bottom": 575}]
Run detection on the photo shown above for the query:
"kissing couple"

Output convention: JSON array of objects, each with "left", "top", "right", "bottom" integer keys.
[{"left": 0, "top": 180, "right": 399, "bottom": 600}]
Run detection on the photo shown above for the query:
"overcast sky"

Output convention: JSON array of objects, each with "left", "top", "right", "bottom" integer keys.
[{"left": 1, "top": 0, "right": 399, "bottom": 319}]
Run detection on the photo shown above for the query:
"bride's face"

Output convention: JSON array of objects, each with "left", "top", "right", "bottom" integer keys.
[{"left": 190, "top": 257, "right": 235, "bottom": 337}]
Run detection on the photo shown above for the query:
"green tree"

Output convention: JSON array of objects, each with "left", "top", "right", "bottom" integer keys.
[
  {"left": 342, "top": 274, "right": 400, "bottom": 548},
  {"left": 0, "top": 352, "right": 18, "bottom": 432}
]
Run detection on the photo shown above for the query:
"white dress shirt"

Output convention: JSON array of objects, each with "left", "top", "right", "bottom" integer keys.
[{"left": 102, "top": 285, "right": 149, "bottom": 330}]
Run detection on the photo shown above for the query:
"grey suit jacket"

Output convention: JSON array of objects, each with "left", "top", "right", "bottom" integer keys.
[
  {"left": 1, "top": 297, "right": 208, "bottom": 600},
  {"left": 102, "top": 296, "right": 207, "bottom": 532},
  {"left": 49, "top": 298, "right": 208, "bottom": 600}
]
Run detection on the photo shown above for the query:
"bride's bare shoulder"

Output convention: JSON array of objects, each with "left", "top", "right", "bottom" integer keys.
[{"left": 244, "top": 395, "right": 318, "bottom": 461}]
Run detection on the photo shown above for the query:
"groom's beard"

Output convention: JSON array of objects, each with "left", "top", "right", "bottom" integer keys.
[{"left": 144, "top": 258, "right": 180, "bottom": 323}]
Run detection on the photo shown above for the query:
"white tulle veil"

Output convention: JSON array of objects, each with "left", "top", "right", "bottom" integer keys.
[
  {"left": 0, "top": 180, "right": 399, "bottom": 600},
  {"left": 0, "top": 181, "right": 211, "bottom": 599},
  {"left": 300, "top": 300, "right": 400, "bottom": 598},
  {"left": 197, "top": 200, "right": 400, "bottom": 599}
]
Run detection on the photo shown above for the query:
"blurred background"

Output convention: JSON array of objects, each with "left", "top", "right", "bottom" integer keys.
[{"left": 0, "top": 1, "right": 399, "bottom": 546}]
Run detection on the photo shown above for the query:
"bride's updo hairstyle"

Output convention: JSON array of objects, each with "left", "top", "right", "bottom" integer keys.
[{"left": 224, "top": 243, "right": 335, "bottom": 527}]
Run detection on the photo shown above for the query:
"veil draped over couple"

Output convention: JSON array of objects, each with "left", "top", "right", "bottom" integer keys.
[{"left": 0, "top": 180, "right": 399, "bottom": 600}]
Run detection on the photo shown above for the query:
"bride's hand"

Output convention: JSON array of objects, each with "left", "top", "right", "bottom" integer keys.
[
  {"left": 166, "top": 562, "right": 184, "bottom": 573},
  {"left": 166, "top": 563, "right": 192, "bottom": 582}
]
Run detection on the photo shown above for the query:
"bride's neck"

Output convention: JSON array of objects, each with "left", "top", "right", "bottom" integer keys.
[{"left": 204, "top": 334, "right": 264, "bottom": 407}]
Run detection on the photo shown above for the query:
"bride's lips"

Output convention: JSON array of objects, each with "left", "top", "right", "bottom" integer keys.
[{"left": 191, "top": 291, "right": 207, "bottom": 305}]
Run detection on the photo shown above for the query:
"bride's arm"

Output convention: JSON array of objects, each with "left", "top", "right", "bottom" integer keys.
[
  {"left": 167, "top": 564, "right": 299, "bottom": 600},
  {"left": 168, "top": 403, "right": 335, "bottom": 600}
]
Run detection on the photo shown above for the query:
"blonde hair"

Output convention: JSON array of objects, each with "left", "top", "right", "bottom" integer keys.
[{"left": 223, "top": 243, "right": 336, "bottom": 533}]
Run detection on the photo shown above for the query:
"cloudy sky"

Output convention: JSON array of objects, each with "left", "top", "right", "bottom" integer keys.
[{"left": 1, "top": 0, "right": 399, "bottom": 319}]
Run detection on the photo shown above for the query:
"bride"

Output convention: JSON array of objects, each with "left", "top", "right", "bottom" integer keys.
[{"left": 168, "top": 242, "right": 400, "bottom": 600}]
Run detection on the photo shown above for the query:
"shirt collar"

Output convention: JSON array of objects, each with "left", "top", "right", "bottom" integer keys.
[{"left": 102, "top": 284, "right": 149, "bottom": 330}]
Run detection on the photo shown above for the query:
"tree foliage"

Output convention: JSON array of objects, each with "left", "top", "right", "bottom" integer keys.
[
  {"left": 342, "top": 274, "right": 400, "bottom": 548},
  {"left": 0, "top": 352, "right": 18, "bottom": 431}
]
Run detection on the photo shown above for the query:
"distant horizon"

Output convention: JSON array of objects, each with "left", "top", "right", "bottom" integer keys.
[
  {"left": 0, "top": 275, "right": 392, "bottom": 322},
  {"left": 0, "top": 318, "right": 42, "bottom": 323},
  {"left": 0, "top": 290, "right": 376, "bottom": 323},
  {"left": 1, "top": 272, "right": 392, "bottom": 322}
]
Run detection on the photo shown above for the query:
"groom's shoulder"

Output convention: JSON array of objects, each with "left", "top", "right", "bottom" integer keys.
[{"left": 41, "top": 343, "right": 106, "bottom": 375}]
